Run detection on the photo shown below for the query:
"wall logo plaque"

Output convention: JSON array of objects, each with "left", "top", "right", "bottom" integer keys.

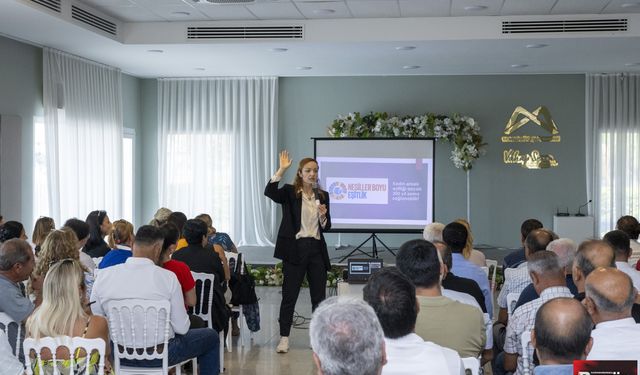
[{"left": 502, "top": 106, "right": 559, "bottom": 169}]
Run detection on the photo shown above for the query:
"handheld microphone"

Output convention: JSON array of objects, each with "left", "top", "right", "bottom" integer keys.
[
  {"left": 312, "top": 181, "right": 320, "bottom": 206},
  {"left": 575, "top": 199, "right": 592, "bottom": 217}
]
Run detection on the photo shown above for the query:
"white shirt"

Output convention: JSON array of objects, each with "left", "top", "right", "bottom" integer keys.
[
  {"left": 296, "top": 190, "right": 321, "bottom": 240},
  {"left": 628, "top": 240, "right": 640, "bottom": 267},
  {"left": 588, "top": 318, "right": 640, "bottom": 361},
  {"left": 504, "top": 286, "right": 574, "bottom": 375},
  {"left": 382, "top": 333, "right": 465, "bottom": 375},
  {"left": 443, "top": 288, "right": 493, "bottom": 350},
  {"left": 90, "top": 257, "right": 190, "bottom": 346},
  {"left": 616, "top": 261, "right": 640, "bottom": 291},
  {"left": 498, "top": 262, "right": 531, "bottom": 309}
]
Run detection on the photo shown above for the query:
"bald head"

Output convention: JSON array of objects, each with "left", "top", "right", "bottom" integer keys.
[
  {"left": 574, "top": 240, "right": 615, "bottom": 277},
  {"left": 533, "top": 298, "right": 593, "bottom": 363},
  {"left": 524, "top": 229, "right": 555, "bottom": 258},
  {"left": 585, "top": 267, "right": 636, "bottom": 322}
]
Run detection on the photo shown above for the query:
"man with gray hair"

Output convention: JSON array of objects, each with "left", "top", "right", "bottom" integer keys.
[
  {"left": 310, "top": 296, "right": 386, "bottom": 375},
  {"left": 513, "top": 238, "right": 578, "bottom": 310},
  {"left": 423, "top": 222, "right": 445, "bottom": 244},
  {"left": 583, "top": 267, "right": 640, "bottom": 360},
  {"left": 503, "top": 251, "right": 574, "bottom": 375}
]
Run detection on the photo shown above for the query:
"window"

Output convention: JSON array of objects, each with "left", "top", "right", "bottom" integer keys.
[
  {"left": 33, "top": 116, "right": 49, "bottom": 220},
  {"left": 122, "top": 129, "right": 135, "bottom": 224}
]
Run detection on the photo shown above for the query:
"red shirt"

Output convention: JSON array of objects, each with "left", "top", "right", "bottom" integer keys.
[{"left": 163, "top": 259, "right": 196, "bottom": 296}]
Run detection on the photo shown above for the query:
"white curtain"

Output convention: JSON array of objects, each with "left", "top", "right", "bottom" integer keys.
[
  {"left": 157, "top": 78, "right": 278, "bottom": 246},
  {"left": 43, "top": 48, "right": 123, "bottom": 225},
  {"left": 586, "top": 73, "right": 640, "bottom": 236}
]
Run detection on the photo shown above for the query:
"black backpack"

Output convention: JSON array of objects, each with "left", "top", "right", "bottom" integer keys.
[{"left": 229, "top": 253, "right": 258, "bottom": 305}]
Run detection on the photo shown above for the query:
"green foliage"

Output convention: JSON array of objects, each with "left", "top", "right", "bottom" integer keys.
[{"left": 248, "top": 263, "right": 344, "bottom": 287}]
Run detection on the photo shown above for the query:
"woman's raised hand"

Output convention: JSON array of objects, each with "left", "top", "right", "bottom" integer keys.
[{"left": 279, "top": 150, "right": 293, "bottom": 170}]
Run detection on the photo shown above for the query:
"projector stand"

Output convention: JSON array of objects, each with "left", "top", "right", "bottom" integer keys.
[{"left": 338, "top": 233, "right": 395, "bottom": 263}]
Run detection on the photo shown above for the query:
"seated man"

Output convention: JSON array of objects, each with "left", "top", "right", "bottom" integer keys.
[
  {"left": 90, "top": 225, "right": 220, "bottom": 374},
  {"left": 396, "top": 239, "right": 487, "bottom": 360},
  {"left": 584, "top": 267, "right": 640, "bottom": 361},
  {"left": 503, "top": 251, "right": 574, "bottom": 375},
  {"left": 503, "top": 219, "right": 543, "bottom": 270},
  {"left": 0, "top": 239, "right": 35, "bottom": 360},
  {"left": 309, "top": 297, "right": 386, "bottom": 375},
  {"left": 363, "top": 267, "right": 464, "bottom": 375},
  {"left": 531, "top": 298, "right": 593, "bottom": 375},
  {"left": 172, "top": 219, "right": 226, "bottom": 284},
  {"left": 603, "top": 230, "right": 640, "bottom": 290}
]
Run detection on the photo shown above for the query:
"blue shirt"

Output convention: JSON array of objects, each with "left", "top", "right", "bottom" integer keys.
[
  {"left": 514, "top": 275, "right": 578, "bottom": 311},
  {"left": 503, "top": 247, "right": 526, "bottom": 269},
  {"left": 451, "top": 253, "right": 493, "bottom": 317},
  {"left": 99, "top": 246, "right": 132, "bottom": 269},
  {"left": 533, "top": 364, "right": 573, "bottom": 375},
  {"left": 207, "top": 232, "right": 235, "bottom": 252}
]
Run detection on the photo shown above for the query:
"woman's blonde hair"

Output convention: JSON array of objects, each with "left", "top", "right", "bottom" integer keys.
[
  {"left": 195, "top": 214, "right": 215, "bottom": 235},
  {"left": 34, "top": 228, "right": 85, "bottom": 278},
  {"left": 455, "top": 218, "right": 474, "bottom": 259},
  {"left": 108, "top": 219, "right": 134, "bottom": 248},
  {"left": 32, "top": 217, "right": 56, "bottom": 246},
  {"left": 27, "top": 259, "right": 87, "bottom": 340}
]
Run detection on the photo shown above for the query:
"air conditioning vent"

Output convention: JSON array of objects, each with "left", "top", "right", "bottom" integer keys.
[
  {"left": 187, "top": 26, "right": 303, "bottom": 40},
  {"left": 71, "top": 5, "right": 117, "bottom": 36},
  {"left": 502, "top": 19, "right": 627, "bottom": 34},
  {"left": 30, "top": 0, "right": 61, "bottom": 13}
]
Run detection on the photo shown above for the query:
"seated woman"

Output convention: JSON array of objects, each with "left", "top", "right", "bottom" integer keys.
[
  {"left": 83, "top": 211, "right": 112, "bottom": 258},
  {"left": 0, "top": 220, "right": 28, "bottom": 243},
  {"left": 99, "top": 219, "right": 135, "bottom": 269},
  {"left": 32, "top": 217, "right": 55, "bottom": 257},
  {"left": 455, "top": 218, "right": 486, "bottom": 267},
  {"left": 26, "top": 259, "right": 111, "bottom": 374},
  {"left": 64, "top": 219, "right": 95, "bottom": 273},
  {"left": 196, "top": 213, "right": 238, "bottom": 253}
]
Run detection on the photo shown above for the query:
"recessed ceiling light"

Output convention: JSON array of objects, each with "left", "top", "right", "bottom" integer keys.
[
  {"left": 296, "top": 66, "right": 312, "bottom": 70},
  {"left": 313, "top": 9, "right": 336, "bottom": 15},
  {"left": 463, "top": 5, "right": 488, "bottom": 11},
  {"left": 621, "top": 2, "right": 640, "bottom": 8},
  {"left": 625, "top": 62, "right": 640, "bottom": 67},
  {"left": 402, "top": 65, "right": 421, "bottom": 70},
  {"left": 195, "top": 67, "right": 206, "bottom": 71},
  {"left": 525, "top": 43, "right": 548, "bottom": 49},
  {"left": 511, "top": 64, "right": 529, "bottom": 68},
  {"left": 147, "top": 49, "right": 164, "bottom": 53},
  {"left": 396, "top": 46, "right": 416, "bottom": 51},
  {"left": 172, "top": 11, "right": 191, "bottom": 16},
  {"left": 269, "top": 48, "right": 288, "bottom": 52}
]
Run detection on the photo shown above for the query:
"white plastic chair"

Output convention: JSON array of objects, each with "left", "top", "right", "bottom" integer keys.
[
  {"left": 0, "top": 312, "right": 22, "bottom": 358},
  {"left": 506, "top": 292, "right": 520, "bottom": 316},
  {"left": 461, "top": 356, "right": 480, "bottom": 375},
  {"left": 23, "top": 336, "right": 106, "bottom": 375},
  {"left": 485, "top": 259, "right": 498, "bottom": 293},
  {"left": 191, "top": 271, "right": 225, "bottom": 373},
  {"left": 521, "top": 329, "right": 533, "bottom": 375},
  {"left": 107, "top": 299, "right": 180, "bottom": 375}
]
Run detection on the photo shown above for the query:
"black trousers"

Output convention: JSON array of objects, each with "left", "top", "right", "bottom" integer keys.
[{"left": 279, "top": 237, "right": 327, "bottom": 336}]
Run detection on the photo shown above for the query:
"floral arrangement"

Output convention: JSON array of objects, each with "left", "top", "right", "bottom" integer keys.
[
  {"left": 328, "top": 112, "right": 486, "bottom": 171},
  {"left": 249, "top": 263, "right": 343, "bottom": 288}
]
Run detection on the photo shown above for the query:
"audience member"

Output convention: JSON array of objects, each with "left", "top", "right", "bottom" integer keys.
[
  {"left": 91, "top": 225, "right": 220, "bottom": 373},
  {"left": 396, "top": 239, "right": 487, "bottom": 360},
  {"left": 99, "top": 219, "right": 134, "bottom": 269},
  {"left": 31, "top": 216, "right": 55, "bottom": 257},
  {"left": 531, "top": 298, "right": 593, "bottom": 375},
  {"left": 309, "top": 297, "right": 386, "bottom": 375},
  {"left": 423, "top": 222, "right": 445, "bottom": 243},
  {"left": 604, "top": 230, "right": 640, "bottom": 290},
  {"left": 26, "top": 259, "right": 111, "bottom": 374},
  {"left": 572, "top": 240, "right": 616, "bottom": 302},
  {"left": 172, "top": 219, "right": 228, "bottom": 284},
  {"left": 83, "top": 210, "right": 112, "bottom": 257},
  {"left": 168, "top": 212, "right": 188, "bottom": 250},
  {"left": 615, "top": 215, "right": 640, "bottom": 266},
  {"left": 503, "top": 251, "right": 574, "bottom": 375},
  {"left": 444, "top": 222, "right": 493, "bottom": 319},
  {"left": 363, "top": 267, "right": 464, "bottom": 375},
  {"left": 0, "top": 221, "right": 28, "bottom": 243},
  {"left": 439, "top": 244, "right": 487, "bottom": 312},
  {"left": 196, "top": 213, "right": 238, "bottom": 253},
  {"left": 583, "top": 267, "right": 640, "bottom": 361},
  {"left": 455, "top": 218, "right": 486, "bottom": 267},
  {"left": 64, "top": 218, "right": 95, "bottom": 272},
  {"left": 514, "top": 238, "right": 578, "bottom": 310},
  {"left": 0, "top": 239, "right": 35, "bottom": 358},
  {"left": 149, "top": 207, "right": 172, "bottom": 227},
  {"left": 502, "top": 219, "right": 543, "bottom": 269}
]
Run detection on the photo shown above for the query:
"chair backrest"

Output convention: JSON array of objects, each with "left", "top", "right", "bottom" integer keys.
[
  {"left": 106, "top": 299, "right": 171, "bottom": 372},
  {"left": 486, "top": 259, "right": 498, "bottom": 292},
  {"left": 506, "top": 292, "right": 520, "bottom": 316},
  {"left": 521, "top": 329, "right": 533, "bottom": 375},
  {"left": 191, "top": 272, "right": 216, "bottom": 329},
  {"left": 0, "top": 312, "right": 22, "bottom": 358},
  {"left": 23, "top": 336, "right": 106, "bottom": 375},
  {"left": 461, "top": 356, "right": 480, "bottom": 375},
  {"left": 92, "top": 258, "right": 103, "bottom": 267}
]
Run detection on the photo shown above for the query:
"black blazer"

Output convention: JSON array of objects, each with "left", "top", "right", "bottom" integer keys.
[{"left": 264, "top": 180, "right": 332, "bottom": 270}]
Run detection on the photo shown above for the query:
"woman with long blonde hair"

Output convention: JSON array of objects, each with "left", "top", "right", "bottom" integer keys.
[
  {"left": 32, "top": 217, "right": 55, "bottom": 257},
  {"left": 26, "top": 259, "right": 111, "bottom": 374},
  {"left": 454, "top": 218, "right": 486, "bottom": 267}
]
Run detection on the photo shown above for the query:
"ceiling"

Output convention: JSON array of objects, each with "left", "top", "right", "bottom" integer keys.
[{"left": 1, "top": 0, "right": 640, "bottom": 77}]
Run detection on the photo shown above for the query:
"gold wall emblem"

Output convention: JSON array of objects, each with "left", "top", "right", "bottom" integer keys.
[{"left": 502, "top": 106, "right": 559, "bottom": 169}]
